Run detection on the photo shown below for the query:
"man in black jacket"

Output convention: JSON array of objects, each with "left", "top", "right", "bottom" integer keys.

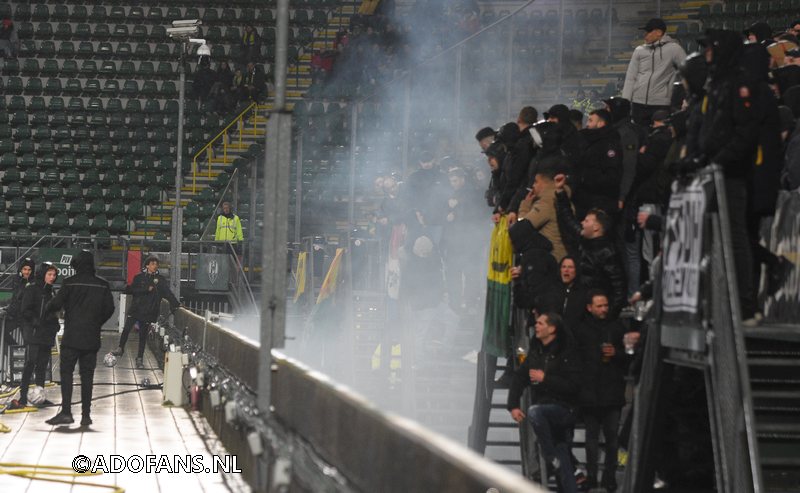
[
  {"left": 573, "top": 109, "right": 624, "bottom": 219},
  {"left": 8, "top": 263, "right": 59, "bottom": 410},
  {"left": 505, "top": 106, "right": 538, "bottom": 222},
  {"left": 575, "top": 290, "right": 628, "bottom": 492},
  {"left": 556, "top": 256, "right": 587, "bottom": 335},
  {"left": 45, "top": 251, "right": 115, "bottom": 426},
  {"left": 555, "top": 174, "right": 628, "bottom": 317},
  {"left": 508, "top": 312, "right": 581, "bottom": 493},
  {"left": 2, "top": 258, "right": 35, "bottom": 341},
  {"left": 113, "top": 256, "right": 180, "bottom": 368},
  {"left": 604, "top": 97, "right": 647, "bottom": 212}
]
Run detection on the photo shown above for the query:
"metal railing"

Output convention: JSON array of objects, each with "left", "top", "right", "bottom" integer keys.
[{"left": 190, "top": 102, "right": 259, "bottom": 193}]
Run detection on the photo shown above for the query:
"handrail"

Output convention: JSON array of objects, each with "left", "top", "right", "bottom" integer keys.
[{"left": 191, "top": 101, "right": 258, "bottom": 193}]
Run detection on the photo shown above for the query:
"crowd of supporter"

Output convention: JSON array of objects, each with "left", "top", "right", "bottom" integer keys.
[{"left": 368, "top": 17, "right": 800, "bottom": 491}]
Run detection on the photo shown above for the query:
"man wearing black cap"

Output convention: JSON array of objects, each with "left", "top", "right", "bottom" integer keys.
[
  {"left": 475, "top": 126, "right": 496, "bottom": 151},
  {"left": 622, "top": 18, "right": 686, "bottom": 126},
  {"left": 545, "top": 104, "right": 584, "bottom": 164},
  {"left": 573, "top": 109, "right": 623, "bottom": 219}
]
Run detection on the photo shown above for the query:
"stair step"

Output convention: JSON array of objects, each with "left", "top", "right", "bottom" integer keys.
[
  {"left": 487, "top": 421, "right": 518, "bottom": 429},
  {"left": 485, "top": 441, "right": 520, "bottom": 447}
]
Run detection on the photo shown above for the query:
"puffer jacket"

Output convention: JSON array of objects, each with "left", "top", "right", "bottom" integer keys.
[
  {"left": 21, "top": 272, "right": 60, "bottom": 346},
  {"left": 574, "top": 125, "right": 623, "bottom": 217},
  {"left": 46, "top": 251, "right": 115, "bottom": 351},
  {"left": 574, "top": 316, "right": 629, "bottom": 408},
  {"left": 508, "top": 219, "right": 558, "bottom": 310},
  {"left": 622, "top": 34, "right": 687, "bottom": 107}
]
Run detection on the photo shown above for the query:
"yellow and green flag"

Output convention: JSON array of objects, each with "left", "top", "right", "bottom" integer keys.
[{"left": 483, "top": 218, "right": 513, "bottom": 357}]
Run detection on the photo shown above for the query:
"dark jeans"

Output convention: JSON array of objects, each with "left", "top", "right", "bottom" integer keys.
[
  {"left": 528, "top": 403, "right": 578, "bottom": 493},
  {"left": 583, "top": 405, "right": 622, "bottom": 486},
  {"left": 59, "top": 346, "right": 98, "bottom": 417},
  {"left": 725, "top": 177, "right": 756, "bottom": 318},
  {"left": 631, "top": 103, "right": 670, "bottom": 127},
  {"left": 20, "top": 343, "right": 51, "bottom": 402},
  {"left": 118, "top": 316, "right": 152, "bottom": 358}
]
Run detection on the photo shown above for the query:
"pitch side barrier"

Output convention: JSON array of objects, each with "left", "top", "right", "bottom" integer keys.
[{"left": 161, "top": 305, "right": 546, "bottom": 492}]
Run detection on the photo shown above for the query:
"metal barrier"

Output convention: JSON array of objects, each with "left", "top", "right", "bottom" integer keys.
[
  {"left": 623, "top": 165, "right": 761, "bottom": 493},
  {"left": 162, "top": 304, "right": 547, "bottom": 492}
]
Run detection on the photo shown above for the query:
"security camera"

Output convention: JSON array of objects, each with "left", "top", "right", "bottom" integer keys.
[
  {"left": 167, "top": 26, "right": 200, "bottom": 39},
  {"left": 172, "top": 19, "right": 201, "bottom": 28},
  {"left": 189, "top": 38, "right": 211, "bottom": 57}
]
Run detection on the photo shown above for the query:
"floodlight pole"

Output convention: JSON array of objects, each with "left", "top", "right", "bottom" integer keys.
[{"left": 170, "top": 44, "right": 186, "bottom": 299}]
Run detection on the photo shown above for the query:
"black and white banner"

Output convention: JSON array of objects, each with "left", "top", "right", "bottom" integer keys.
[{"left": 661, "top": 172, "right": 713, "bottom": 328}]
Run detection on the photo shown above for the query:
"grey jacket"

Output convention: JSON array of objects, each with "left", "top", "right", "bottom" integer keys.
[{"left": 622, "top": 34, "right": 686, "bottom": 107}]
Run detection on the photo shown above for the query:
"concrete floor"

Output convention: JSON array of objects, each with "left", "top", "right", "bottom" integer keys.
[{"left": 0, "top": 333, "right": 248, "bottom": 493}]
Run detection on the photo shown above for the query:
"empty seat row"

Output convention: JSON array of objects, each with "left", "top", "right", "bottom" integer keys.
[
  {"left": 3, "top": 181, "right": 163, "bottom": 203},
  {"left": 3, "top": 60, "right": 183, "bottom": 79}
]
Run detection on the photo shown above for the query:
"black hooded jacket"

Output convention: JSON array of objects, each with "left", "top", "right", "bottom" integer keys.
[
  {"left": 46, "top": 251, "right": 115, "bottom": 351},
  {"left": 508, "top": 219, "right": 558, "bottom": 310},
  {"left": 606, "top": 97, "right": 647, "bottom": 201},
  {"left": 126, "top": 269, "right": 181, "bottom": 323},
  {"left": 4, "top": 258, "right": 35, "bottom": 324},
  {"left": 574, "top": 125, "right": 623, "bottom": 216},
  {"left": 21, "top": 267, "right": 60, "bottom": 346},
  {"left": 696, "top": 30, "right": 763, "bottom": 178}
]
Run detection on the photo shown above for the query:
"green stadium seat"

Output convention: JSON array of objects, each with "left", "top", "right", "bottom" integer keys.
[
  {"left": 30, "top": 111, "right": 48, "bottom": 126},
  {"left": 74, "top": 23, "right": 91, "bottom": 40},
  {"left": 67, "top": 198, "right": 86, "bottom": 217},
  {"left": 144, "top": 99, "right": 161, "bottom": 114},
  {"left": 4, "top": 182, "right": 22, "bottom": 199},
  {"left": 143, "top": 185, "right": 162, "bottom": 204},
  {"left": 95, "top": 141, "right": 113, "bottom": 155},
  {"left": 17, "top": 139, "right": 35, "bottom": 154},
  {"left": 107, "top": 199, "right": 125, "bottom": 217},
  {"left": 28, "top": 97, "right": 46, "bottom": 113},
  {"left": 8, "top": 96, "right": 26, "bottom": 112},
  {"left": 30, "top": 197, "right": 47, "bottom": 215},
  {"left": 94, "top": 24, "right": 111, "bottom": 40},
  {"left": 184, "top": 217, "right": 202, "bottom": 236},
  {"left": 102, "top": 79, "right": 120, "bottom": 94},
  {"left": 113, "top": 43, "right": 131, "bottom": 60},
  {"left": 138, "top": 61, "right": 155, "bottom": 78},
  {"left": 70, "top": 5, "right": 87, "bottom": 22},
  {"left": 63, "top": 78, "right": 81, "bottom": 96},
  {"left": 24, "top": 78, "right": 43, "bottom": 95},
  {"left": 52, "top": 212, "right": 69, "bottom": 229},
  {"left": 44, "top": 183, "right": 65, "bottom": 200},
  {"left": 205, "top": 27, "right": 222, "bottom": 43},
  {"left": 87, "top": 97, "right": 103, "bottom": 113},
  {"left": 160, "top": 81, "right": 178, "bottom": 98},
  {"left": 10, "top": 111, "right": 29, "bottom": 127},
  {"left": 110, "top": 128, "right": 128, "bottom": 142},
  {"left": 41, "top": 167, "right": 59, "bottom": 184},
  {"left": 35, "top": 141, "right": 54, "bottom": 157},
  {"left": 2, "top": 59, "right": 20, "bottom": 76},
  {"left": 14, "top": 4, "right": 31, "bottom": 22},
  {"left": 62, "top": 168, "right": 79, "bottom": 184},
  {"left": 53, "top": 125, "right": 70, "bottom": 141},
  {"left": 109, "top": 215, "right": 127, "bottom": 235},
  {"left": 32, "top": 4, "right": 50, "bottom": 22},
  {"left": 5, "top": 77, "right": 22, "bottom": 94},
  {"left": 57, "top": 41, "right": 75, "bottom": 58},
  {"left": 11, "top": 212, "right": 30, "bottom": 229},
  {"left": 45, "top": 78, "right": 63, "bottom": 95},
  {"left": 88, "top": 198, "right": 105, "bottom": 215},
  {"left": 50, "top": 113, "right": 68, "bottom": 129},
  {"left": 118, "top": 61, "right": 135, "bottom": 78},
  {"left": 49, "top": 200, "right": 67, "bottom": 217},
  {"left": 109, "top": 6, "right": 125, "bottom": 22},
  {"left": 106, "top": 184, "right": 124, "bottom": 201},
  {"left": 0, "top": 126, "right": 10, "bottom": 140},
  {"left": 39, "top": 40, "right": 56, "bottom": 57},
  {"left": 80, "top": 60, "right": 98, "bottom": 77},
  {"left": 156, "top": 62, "right": 174, "bottom": 78},
  {"left": 8, "top": 196, "right": 26, "bottom": 213},
  {"left": 59, "top": 153, "right": 76, "bottom": 170},
  {"left": 76, "top": 154, "right": 94, "bottom": 168},
  {"left": 149, "top": 25, "right": 166, "bottom": 41},
  {"left": 61, "top": 59, "right": 79, "bottom": 77},
  {"left": 166, "top": 7, "right": 182, "bottom": 21},
  {"left": 203, "top": 8, "right": 220, "bottom": 24},
  {"left": 114, "top": 142, "right": 133, "bottom": 157},
  {"left": 70, "top": 112, "right": 87, "bottom": 127},
  {"left": 240, "top": 8, "right": 256, "bottom": 23},
  {"left": 84, "top": 169, "right": 102, "bottom": 186},
  {"left": 128, "top": 6, "right": 145, "bottom": 23},
  {"left": 21, "top": 167, "right": 39, "bottom": 184},
  {"left": 223, "top": 27, "right": 241, "bottom": 44},
  {"left": 141, "top": 80, "right": 158, "bottom": 97},
  {"left": 121, "top": 79, "right": 140, "bottom": 96},
  {"left": 84, "top": 78, "right": 101, "bottom": 96},
  {"left": 128, "top": 113, "right": 146, "bottom": 128},
  {"left": 122, "top": 184, "right": 141, "bottom": 202},
  {"left": 41, "top": 60, "right": 60, "bottom": 77},
  {"left": 147, "top": 7, "right": 163, "bottom": 23},
  {"left": 131, "top": 25, "right": 148, "bottom": 42},
  {"left": 25, "top": 183, "right": 44, "bottom": 200},
  {"left": 35, "top": 23, "right": 53, "bottom": 40},
  {"left": 112, "top": 24, "right": 129, "bottom": 40},
  {"left": 101, "top": 170, "right": 119, "bottom": 186},
  {"left": 185, "top": 8, "right": 201, "bottom": 21},
  {"left": 256, "top": 9, "right": 274, "bottom": 23},
  {"left": 32, "top": 125, "right": 51, "bottom": 141},
  {"left": 52, "top": 5, "right": 69, "bottom": 22},
  {"left": 90, "top": 213, "right": 108, "bottom": 232},
  {"left": 54, "top": 23, "right": 72, "bottom": 40},
  {"left": 106, "top": 99, "right": 123, "bottom": 114},
  {"left": 21, "top": 59, "right": 40, "bottom": 76},
  {"left": 126, "top": 200, "right": 143, "bottom": 219},
  {"left": 89, "top": 6, "right": 107, "bottom": 22},
  {"left": 17, "top": 22, "right": 34, "bottom": 40},
  {"left": 96, "top": 41, "right": 113, "bottom": 57},
  {"left": 72, "top": 213, "right": 90, "bottom": 231},
  {"left": 153, "top": 43, "right": 171, "bottom": 59},
  {"left": 18, "top": 40, "right": 35, "bottom": 58},
  {"left": 99, "top": 60, "right": 117, "bottom": 77},
  {"left": 222, "top": 8, "right": 238, "bottom": 23},
  {"left": 2, "top": 167, "right": 21, "bottom": 183}
]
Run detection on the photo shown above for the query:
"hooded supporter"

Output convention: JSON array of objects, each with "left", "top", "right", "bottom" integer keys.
[
  {"left": 545, "top": 104, "right": 585, "bottom": 164},
  {"left": 573, "top": 109, "right": 624, "bottom": 218},
  {"left": 508, "top": 219, "right": 558, "bottom": 311},
  {"left": 484, "top": 140, "right": 508, "bottom": 209},
  {"left": 604, "top": 97, "right": 647, "bottom": 208},
  {"left": 3, "top": 258, "right": 36, "bottom": 331},
  {"left": 744, "top": 21, "right": 774, "bottom": 45},
  {"left": 509, "top": 121, "right": 565, "bottom": 213}
]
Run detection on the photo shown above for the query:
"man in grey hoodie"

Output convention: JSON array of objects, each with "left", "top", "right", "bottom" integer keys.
[{"left": 622, "top": 18, "right": 686, "bottom": 126}]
